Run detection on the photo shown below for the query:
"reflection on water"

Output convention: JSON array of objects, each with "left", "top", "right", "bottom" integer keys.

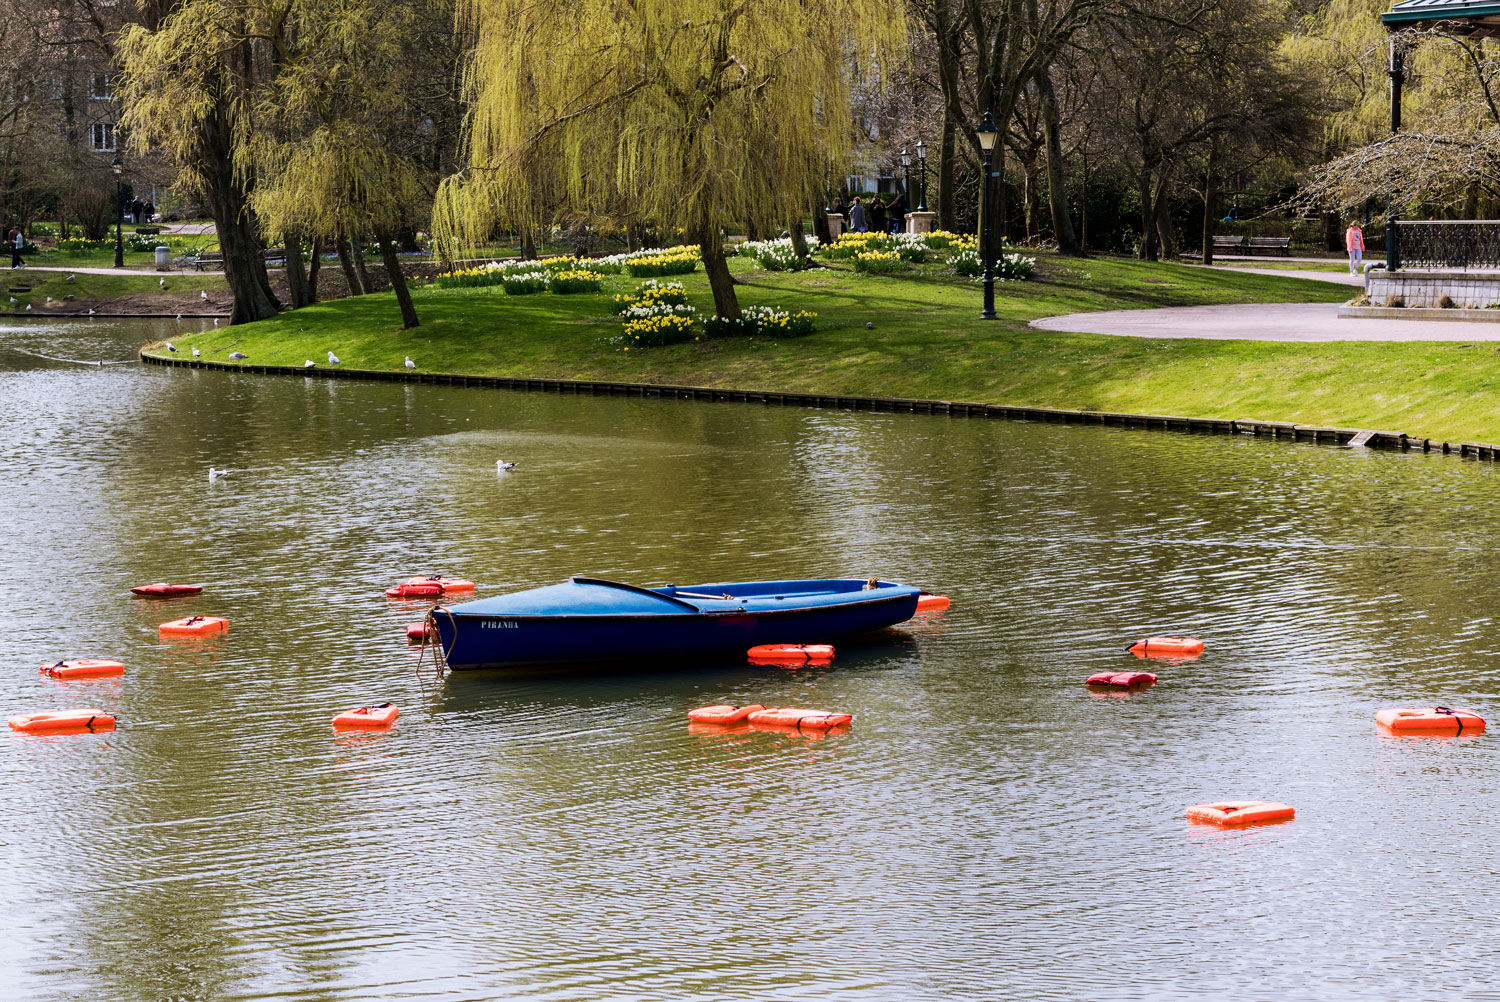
[{"left": 3, "top": 318, "right": 1500, "bottom": 1000}]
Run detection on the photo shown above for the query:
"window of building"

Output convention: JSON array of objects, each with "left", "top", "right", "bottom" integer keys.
[
  {"left": 91, "top": 122, "right": 116, "bottom": 152},
  {"left": 90, "top": 74, "right": 112, "bottom": 100}
]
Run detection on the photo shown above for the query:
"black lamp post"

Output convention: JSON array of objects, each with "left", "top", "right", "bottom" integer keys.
[
  {"left": 976, "top": 111, "right": 998, "bottom": 320},
  {"left": 899, "top": 148, "right": 912, "bottom": 227},
  {"left": 915, "top": 140, "right": 928, "bottom": 212},
  {"left": 111, "top": 154, "right": 124, "bottom": 269}
]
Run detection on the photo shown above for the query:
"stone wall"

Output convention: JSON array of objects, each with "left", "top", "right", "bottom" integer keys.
[{"left": 1366, "top": 267, "right": 1500, "bottom": 309}]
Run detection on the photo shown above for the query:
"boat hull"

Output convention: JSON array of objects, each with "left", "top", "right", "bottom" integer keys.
[{"left": 431, "top": 589, "right": 918, "bottom": 670}]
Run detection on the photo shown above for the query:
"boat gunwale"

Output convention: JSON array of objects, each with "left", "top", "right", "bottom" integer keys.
[{"left": 434, "top": 590, "right": 919, "bottom": 622}]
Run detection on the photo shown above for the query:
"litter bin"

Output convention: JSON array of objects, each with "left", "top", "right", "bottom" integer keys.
[{"left": 155, "top": 245, "right": 170, "bottom": 271}]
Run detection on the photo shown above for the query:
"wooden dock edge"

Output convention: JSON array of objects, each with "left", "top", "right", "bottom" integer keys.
[{"left": 138, "top": 351, "right": 1500, "bottom": 462}]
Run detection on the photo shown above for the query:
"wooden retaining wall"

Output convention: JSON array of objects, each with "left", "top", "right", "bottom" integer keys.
[{"left": 138, "top": 352, "right": 1500, "bottom": 462}]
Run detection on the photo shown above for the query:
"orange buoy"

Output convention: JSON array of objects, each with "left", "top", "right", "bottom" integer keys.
[
  {"left": 39, "top": 659, "right": 125, "bottom": 679},
  {"left": 1376, "top": 707, "right": 1485, "bottom": 734},
  {"left": 332, "top": 703, "right": 399, "bottom": 729},
  {"left": 1128, "top": 637, "right": 1203, "bottom": 656},
  {"left": 131, "top": 583, "right": 204, "bottom": 597},
  {"left": 687, "top": 704, "right": 766, "bottom": 724},
  {"left": 405, "top": 622, "right": 431, "bottom": 643},
  {"left": 9, "top": 708, "right": 116, "bottom": 732},
  {"left": 916, "top": 594, "right": 951, "bottom": 613},
  {"left": 434, "top": 577, "right": 474, "bottom": 593},
  {"left": 1086, "top": 670, "right": 1156, "bottom": 688},
  {"left": 746, "top": 707, "right": 853, "bottom": 730},
  {"left": 1185, "top": 801, "right": 1294, "bottom": 826},
  {"left": 746, "top": 644, "right": 833, "bottom": 662},
  {"left": 159, "top": 615, "right": 228, "bottom": 636},
  {"left": 387, "top": 576, "right": 473, "bottom": 598}
]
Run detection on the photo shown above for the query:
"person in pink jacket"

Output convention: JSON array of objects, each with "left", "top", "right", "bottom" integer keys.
[{"left": 1346, "top": 222, "right": 1365, "bottom": 274}]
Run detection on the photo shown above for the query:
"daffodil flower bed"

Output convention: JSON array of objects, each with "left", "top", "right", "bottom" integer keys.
[
  {"left": 501, "top": 271, "right": 551, "bottom": 294},
  {"left": 433, "top": 255, "right": 617, "bottom": 290},
  {"left": 548, "top": 270, "right": 603, "bottom": 294},
  {"left": 852, "top": 249, "right": 907, "bottom": 274},
  {"left": 622, "top": 245, "right": 701, "bottom": 278},
  {"left": 612, "top": 280, "right": 688, "bottom": 314},
  {"left": 704, "top": 305, "right": 816, "bottom": 338},
  {"left": 619, "top": 311, "right": 697, "bottom": 347},
  {"left": 738, "top": 236, "right": 817, "bottom": 272}
]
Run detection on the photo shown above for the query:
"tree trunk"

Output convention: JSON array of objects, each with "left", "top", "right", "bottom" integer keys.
[
  {"left": 1201, "top": 175, "right": 1216, "bottom": 266},
  {"left": 376, "top": 230, "right": 419, "bottom": 329},
  {"left": 939, "top": 113, "right": 957, "bottom": 232},
  {"left": 335, "top": 233, "right": 361, "bottom": 297},
  {"left": 284, "top": 230, "right": 312, "bottom": 309},
  {"left": 699, "top": 231, "right": 740, "bottom": 320},
  {"left": 1137, "top": 168, "right": 1156, "bottom": 261},
  {"left": 1021, "top": 159, "right": 1041, "bottom": 243},
  {"left": 397, "top": 226, "right": 420, "bottom": 253},
  {"left": 201, "top": 97, "right": 279, "bottom": 324},
  {"left": 1038, "top": 68, "right": 1078, "bottom": 254},
  {"left": 1152, "top": 169, "right": 1175, "bottom": 259},
  {"left": 307, "top": 236, "right": 322, "bottom": 302},
  {"left": 812, "top": 203, "right": 831, "bottom": 245},
  {"left": 1080, "top": 160, "right": 1089, "bottom": 252},
  {"left": 351, "top": 238, "right": 375, "bottom": 294},
  {"left": 521, "top": 228, "right": 536, "bottom": 260},
  {"left": 790, "top": 218, "right": 809, "bottom": 260}
]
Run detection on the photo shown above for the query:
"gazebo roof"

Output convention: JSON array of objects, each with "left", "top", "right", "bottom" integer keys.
[{"left": 1383, "top": 0, "right": 1500, "bottom": 33}]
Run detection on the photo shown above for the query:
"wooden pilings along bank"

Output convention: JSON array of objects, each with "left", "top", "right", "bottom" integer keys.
[{"left": 139, "top": 352, "right": 1500, "bottom": 462}]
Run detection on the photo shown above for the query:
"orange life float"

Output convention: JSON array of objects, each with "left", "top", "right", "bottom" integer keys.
[
  {"left": 405, "top": 622, "right": 432, "bottom": 643},
  {"left": 916, "top": 594, "right": 951, "bottom": 613},
  {"left": 1128, "top": 637, "right": 1203, "bottom": 656},
  {"left": 332, "top": 703, "right": 399, "bottom": 729},
  {"left": 159, "top": 615, "right": 228, "bottom": 636},
  {"left": 1376, "top": 707, "right": 1485, "bottom": 734},
  {"left": 687, "top": 703, "right": 766, "bottom": 724},
  {"left": 746, "top": 644, "right": 833, "bottom": 661},
  {"left": 746, "top": 707, "right": 853, "bottom": 729},
  {"left": 1086, "top": 670, "right": 1157, "bottom": 688},
  {"left": 39, "top": 659, "right": 125, "bottom": 679},
  {"left": 1185, "top": 801, "right": 1295, "bottom": 826},
  {"left": 9, "top": 708, "right": 116, "bottom": 732},
  {"left": 386, "top": 576, "right": 474, "bottom": 598},
  {"left": 131, "top": 583, "right": 204, "bottom": 597}
]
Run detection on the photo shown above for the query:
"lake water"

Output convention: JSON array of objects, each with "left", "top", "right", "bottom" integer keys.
[{"left": 3, "top": 317, "right": 1499, "bottom": 1001}]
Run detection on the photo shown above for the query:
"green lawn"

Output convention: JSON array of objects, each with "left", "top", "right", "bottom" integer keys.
[
  {"left": 141, "top": 251, "right": 1500, "bottom": 444},
  {"left": 2, "top": 268, "right": 229, "bottom": 310}
]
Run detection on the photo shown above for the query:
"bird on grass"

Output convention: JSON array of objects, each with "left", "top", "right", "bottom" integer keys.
[
  {"left": 228, "top": 351, "right": 248, "bottom": 359},
  {"left": 327, "top": 351, "right": 340, "bottom": 364},
  {"left": 159, "top": 278, "right": 166, "bottom": 288},
  {"left": 44, "top": 296, "right": 52, "bottom": 303},
  {"left": 200, "top": 290, "right": 208, "bottom": 301},
  {"left": 497, "top": 460, "right": 517, "bottom": 472},
  {"left": 7, "top": 297, "right": 15, "bottom": 304},
  {"left": 25, "top": 304, "right": 30, "bottom": 311},
  {"left": 166, "top": 342, "right": 178, "bottom": 353},
  {"left": 404, "top": 356, "right": 416, "bottom": 369},
  {"left": 65, "top": 274, "right": 75, "bottom": 282},
  {"left": 87, "top": 308, "right": 96, "bottom": 316},
  {"left": 191, "top": 347, "right": 200, "bottom": 357},
  {"left": 208, "top": 468, "right": 230, "bottom": 482},
  {"left": 304, "top": 359, "right": 316, "bottom": 368}
]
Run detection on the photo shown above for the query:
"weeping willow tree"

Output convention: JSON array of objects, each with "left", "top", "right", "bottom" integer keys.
[{"left": 435, "top": 0, "right": 904, "bottom": 319}]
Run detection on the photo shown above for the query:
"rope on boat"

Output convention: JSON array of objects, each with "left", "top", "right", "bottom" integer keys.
[{"left": 415, "top": 606, "right": 455, "bottom": 684}]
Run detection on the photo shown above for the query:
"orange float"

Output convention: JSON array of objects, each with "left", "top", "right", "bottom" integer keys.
[
  {"left": 1185, "top": 801, "right": 1294, "bottom": 826},
  {"left": 746, "top": 644, "right": 833, "bottom": 662},
  {"left": 9, "top": 708, "right": 116, "bottom": 732},
  {"left": 39, "top": 659, "right": 125, "bottom": 679},
  {"left": 1376, "top": 707, "right": 1485, "bottom": 734},
  {"left": 405, "top": 622, "right": 431, "bottom": 644},
  {"left": 746, "top": 707, "right": 853, "bottom": 730},
  {"left": 687, "top": 703, "right": 766, "bottom": 724},
  {"left": 1128, "top": 637, "right": 1203, "bottom": 656},
  {"left": 386, "top": 576, "right": 474, "bottom": 598},
  {"left": 131, "top": 583, "right": 204, "bottom": 597},
  {"left": 916, "top": 594, "right": 951, "bottom": 613},
  {"left": 332, "top": 703, "right": 399, "bottom": 729},
  {"left": 159, "top": 615, "right": 228, "bottom": 636},
  {"left": 1086, "top": 670, "right": 1156, "bottom": 688}
]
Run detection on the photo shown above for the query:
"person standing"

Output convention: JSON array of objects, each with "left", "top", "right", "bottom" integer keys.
[
  {"left": 1346, "top": 221, "right": 1365, "bottom": 275},
  {"left": 848, "top": 197, "right": 867, "bottom": 233},
  {"left": 8, "top": 227, "right": 23, "bottom": 269},
  {"left": 869, "top": 196, "right": 887, "bottom": 235},
  {"left": 888, "top": 192, "right": 907, "bottom": 234}
]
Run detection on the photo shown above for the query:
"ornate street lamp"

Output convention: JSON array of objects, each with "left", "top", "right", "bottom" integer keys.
[
  {"left": 915, "top": 140, "right": 929, "bottom": 212},
  {"left": 976, "top": 111, "right": 998, "bottom": 320},
  {"left": 111, "top": 154, "right": 124, "bottom": 269},
  {"left": 899, "top": 148, "right": 912, "bottom": 228}
]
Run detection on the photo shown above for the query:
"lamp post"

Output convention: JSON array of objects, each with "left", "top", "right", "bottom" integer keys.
[
  {"left": 111, "top": 154, "right": 124, "bottom": 269},
  {"left": 899, "top": 148, "right": 912, "bottom": 228},
  {"left": 976, "top": 111, "right": 998, "bottom": 320},
  {"left": 915, "top": 140, "right": 928, "bottom": 212}
]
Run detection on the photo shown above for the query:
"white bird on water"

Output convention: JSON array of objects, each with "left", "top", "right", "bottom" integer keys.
[
  {"left": 497, "top": 460, "right": 517, "bottom": 472},
  {"left": 327, "top": 351, "right": 340, "bottom": 365},
  {"left": 304, "top": 359, "right": 316, "bottom": 368},
  {"left": 208, "top": 468, "right": 230, "bottom": 482},
  {"left": 176, "top": 314, "right": 182, "bottom": 320},
  {"left": 228, "top": 351, "right": 248, "bottom": 359},
  {"left": 213, "top": 318, "right": 219, "bottom": 325},
  {"left": 166, "top": 342, "right": 178, "bottom": 353},
  {"left": 404, "top": 356, "right": 416, "bottom": 369}
]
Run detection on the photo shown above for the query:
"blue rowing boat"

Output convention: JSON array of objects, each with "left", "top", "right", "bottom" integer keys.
[{"left": 428, "top": 576, "right": 923, "bottom": 669}]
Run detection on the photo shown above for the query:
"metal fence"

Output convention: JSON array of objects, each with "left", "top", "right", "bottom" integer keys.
[{"left": 1393, "top": 220, "right": 1500, "bottom": 270}]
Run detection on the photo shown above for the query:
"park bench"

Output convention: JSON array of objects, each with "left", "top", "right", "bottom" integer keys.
[
  {"left": 173, "top": 248, "right": 286, "bottom": 270},
  {"left": 1245, "top": 236, "right": 1292, "bottom": 256},
  {"left": 1212, "top": 235, "right": 1245, "bottom": 253}
]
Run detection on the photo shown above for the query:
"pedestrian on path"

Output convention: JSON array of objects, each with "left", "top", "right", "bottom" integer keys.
[
  {"left": 849, "top": 197, "right": 867, "bottom": 233},
  {"left": 869, "top": 197, "right": 887, "bottom": 234},
  {"left": 889, "top": 192, "right": 907, "bottom": 234},
  {"left": 1346, "top": 221, "right": 1365, "bottom": 275},
  {"left": 8, "top": 227, "right": 24, "bottom": 269}
]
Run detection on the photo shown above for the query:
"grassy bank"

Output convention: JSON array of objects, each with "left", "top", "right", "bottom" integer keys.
[
  {"left": 3, "top": 268, "right": 230, "bottom": 314},
  {"left": 141, "top": 252, "right": 1500, "bottom": 443}
]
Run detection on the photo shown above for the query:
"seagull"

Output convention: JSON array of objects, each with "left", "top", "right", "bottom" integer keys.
[
  {"left": 65, "top": 274, "right": 75, "bottom": 282},
  {"left": 44, "top": 296, "right": 52, "bottom": 303},
  {"left": 304, "top": 359, "right": 315, "bottom": 368},
  {"left": 175, "top": 314, "right": 182, "bottom": 320},
  {"left": 87, "top": 308, "right": 96, "bottom": 315},
  {"left": 404, "top": 356, "right": 416, "bottom": 369},
  {"left": 7, "top": 297, "right": 15, "bottom": 304},
  {"left": 159, "top": 277, "right": 166, "bottom": 287},
  {"left": 208, "top": 468, "right": 230, "bottom": 482},
  {"left": 166, "top": 342, "right": 177, "bottom": 353},
  {"left": 497, "top": 460, "right": 517, "bottom": 472},
  {"left": 191, "top": 347, "right": 200, "bottom": 357},
  {"left": 200, "top": 290, "right": 208, "bottom": 301},
  {"left": 213, "top": 318, "right": 219, "bottom": 325},
  {"left": 228, "top": 351, "right": 248, "bottom": 359},
  {"left": 327, "top": 351, "right": 339, "bottom": 364},
  {"left": 25, "top": 304, "right": 30, "bottom": 311}
]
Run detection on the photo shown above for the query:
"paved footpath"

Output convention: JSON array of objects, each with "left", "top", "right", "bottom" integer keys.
[{"left": 1031, "top": 302, "right": 1500, "bottom": 342}]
